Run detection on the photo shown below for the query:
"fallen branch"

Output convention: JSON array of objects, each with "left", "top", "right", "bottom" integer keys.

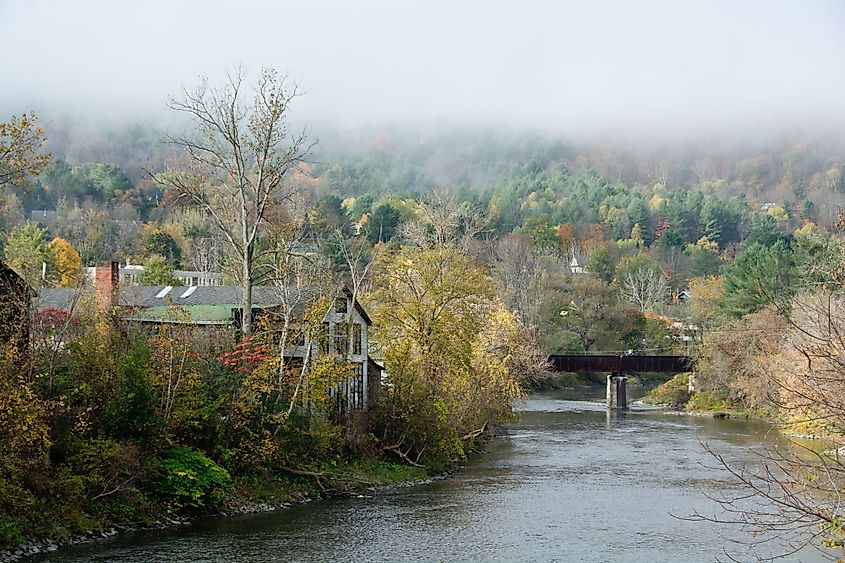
[
  {"left": 277, "top": 465, "right": 327, "bottom": 491},
  {"left": 277, "top": 465, "right": 382, "bottom": 492},
  {"left": 461, "top": 420, "right": 488, "bottom": 442},
  {"left": 90, "top": 475, "right": 139, "bottom": 502},
  {"left": 381, "top": 435, "right": 425, "bottom": 468},
  {"left": 383, "top": 444, "right": 426, "bottom": 468}
]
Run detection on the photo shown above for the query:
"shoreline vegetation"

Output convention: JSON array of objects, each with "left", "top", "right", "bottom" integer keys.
[
  {"left": 0, "top": 459, "right": 450, "bottom": 562},
  {"left": 1, "top": 244, "right": 533, "bottom": 560},
  {"left": 642, "top": 373, "right": 845, "bottom": 443}
]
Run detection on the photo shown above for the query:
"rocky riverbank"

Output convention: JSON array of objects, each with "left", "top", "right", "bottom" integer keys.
[{"left": 1, "top": 468, "right": 455, "bottom": 563}]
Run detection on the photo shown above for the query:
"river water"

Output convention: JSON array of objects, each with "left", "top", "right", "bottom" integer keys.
[{"left": 41, "top": 387, "right": 830, "bottom": 562}]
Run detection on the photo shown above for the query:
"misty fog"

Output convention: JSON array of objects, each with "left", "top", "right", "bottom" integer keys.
[{"left": 2, "top": 0, "right": 844, "bottom": 139}]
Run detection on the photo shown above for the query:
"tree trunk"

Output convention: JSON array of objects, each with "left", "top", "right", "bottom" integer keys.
[{"left": 242, "top": 245, "right": 253, "bottom": 335}]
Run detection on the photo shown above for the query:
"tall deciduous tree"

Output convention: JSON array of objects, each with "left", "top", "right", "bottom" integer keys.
[
  {"left": 371, "top": 245, "right": 527, "bottom": 466},
  {"left": 0, "top": 113, "right": 50, "bottom": 189},
  {"left": 157, "top": 68, "right": 313, "bottom": 334}
]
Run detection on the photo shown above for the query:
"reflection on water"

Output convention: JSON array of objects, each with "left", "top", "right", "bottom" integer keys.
[{"left": 39, "top": 387, "right": 828, "bottom": 562}]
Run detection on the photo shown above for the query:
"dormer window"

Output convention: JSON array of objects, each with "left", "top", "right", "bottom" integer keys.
[{"left": 335, "top": 297, "right": 346, "bottom": 314}]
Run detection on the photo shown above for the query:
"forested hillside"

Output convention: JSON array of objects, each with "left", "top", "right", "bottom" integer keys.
[{"left": 5, "top": 118, "right": 844, "bottom": 356}]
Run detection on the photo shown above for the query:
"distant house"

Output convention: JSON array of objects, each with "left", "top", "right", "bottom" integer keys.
[
  {"left": 38, "top": 262, "right": 376, "bottom": 410},
  {"left": 569, "top": 256, "right": 586, "bottom": 274},
  {"left": 0, "top": 260, "right": 32, "bottom": 353}
]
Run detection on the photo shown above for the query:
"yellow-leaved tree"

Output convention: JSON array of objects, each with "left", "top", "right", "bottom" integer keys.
[
  {"left": 370, "top": 245, "right": 528, "bottom": 468},
  {"left": 48, "top": 237, "right": 81, "bottom": 287},
  {"left": 688, "top": 275, "right": 724, "bottom": 336},
  {"left": 0, "top": 113, "right": 50, "bottom": 189}
]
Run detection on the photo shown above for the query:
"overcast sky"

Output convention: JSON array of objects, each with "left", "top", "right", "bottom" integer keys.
[{"left": 2, "top": 0, "right": 844, "bottom": 136}]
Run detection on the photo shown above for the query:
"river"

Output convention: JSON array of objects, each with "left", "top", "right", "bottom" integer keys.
[{"left": 39, "top": 387, "right": 829, "bottom": 562}]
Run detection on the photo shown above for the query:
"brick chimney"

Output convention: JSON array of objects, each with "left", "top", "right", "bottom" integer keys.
[{"left": 94, "top": 261, "right": 120, "bottom": 310}]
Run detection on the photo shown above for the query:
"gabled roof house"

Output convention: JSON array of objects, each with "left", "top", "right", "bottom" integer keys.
[{"left": 37, "top": 262, "right": 376, "bottom": 411}]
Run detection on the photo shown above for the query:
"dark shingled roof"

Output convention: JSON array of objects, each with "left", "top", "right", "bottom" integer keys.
[{"left": 36, "top": 284, "right": 371, "bottom": 325}]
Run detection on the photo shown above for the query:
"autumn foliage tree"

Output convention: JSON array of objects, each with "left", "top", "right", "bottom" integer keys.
[
  {"left": 3, "top": 222, "right": 51, "bottom": 287},
  {"left": 0, "top": 113, "right": 50, "bottom": 189},
  {"left": 47, "top": 237, "right": 82, "bottom": 287},
  {"left": 370, "top": 245, "right": 530, "bottom": 468}
]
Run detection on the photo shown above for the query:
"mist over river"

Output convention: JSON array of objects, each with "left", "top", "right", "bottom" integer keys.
[{"left": 38, "top": 387, "right": 828, "bottom": 562}]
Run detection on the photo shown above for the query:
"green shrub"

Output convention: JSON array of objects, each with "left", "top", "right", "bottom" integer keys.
[
  {"left": 642, "top": 373, "right": 691, "bottom": 406},
  {"left": 155, "top": 448, "right": 232, "bottom": 510},
  {"left": 101, "top": 339, "right": 157, "bottom": 442},
  {"left": 686, "top": 390, "right": 739, "bottom": 412},
  {"left": 0, "top": 516, "right": 25, "bottom": 546}
]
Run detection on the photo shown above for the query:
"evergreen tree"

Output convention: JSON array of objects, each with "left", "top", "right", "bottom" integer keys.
[
  {"left": 366, "top": 203, "right": 401, "bottom": 244},
  {"left": 719, "top": 241, "right": 800, "bottom": 318}
]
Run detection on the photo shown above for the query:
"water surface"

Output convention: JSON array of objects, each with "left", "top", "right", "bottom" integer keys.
[{"left": 41, "top": 387, "right": 828, "bottom": 562}]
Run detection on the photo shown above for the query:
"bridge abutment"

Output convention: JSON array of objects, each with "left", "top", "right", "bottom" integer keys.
[{"left": 607, "top": 373, "right": 628, "bottom": 409}]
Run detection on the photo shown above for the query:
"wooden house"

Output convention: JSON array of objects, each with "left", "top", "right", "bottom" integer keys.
[{"left": 36, "top": 262, "right": 377, "bottom": 410}]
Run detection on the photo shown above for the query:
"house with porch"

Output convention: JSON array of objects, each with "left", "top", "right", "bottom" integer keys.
[{"left": 37, "top": 262, "right": 377, "bottom": 410}]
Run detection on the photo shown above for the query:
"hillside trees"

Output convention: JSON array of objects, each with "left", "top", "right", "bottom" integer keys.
[
  {"left": 40, "top": 161, "right": 133, "bottom": 204},
  {"left": 587, "top": 245, "right": 616, "bottom": 284},
  {"left": 366, "top": 203, "right": 401, "bottom": 244},
  {"left": 719, "top": 240, "right": 802, "bottom": 318},
  {"left": 156, "top": 68, "right": 313, "bottom": 334}
]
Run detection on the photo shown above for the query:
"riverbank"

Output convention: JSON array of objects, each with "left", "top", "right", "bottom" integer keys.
[
  {"left": 1, "top": 460, "right": 443, "bottom": 563},
  {"left": 641, "top": 374, "right": 845, "bottom": 443}
]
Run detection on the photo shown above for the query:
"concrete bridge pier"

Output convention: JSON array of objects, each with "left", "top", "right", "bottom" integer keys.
[{"left": 607, "top": 373, "right": 628, "bottom": 409}]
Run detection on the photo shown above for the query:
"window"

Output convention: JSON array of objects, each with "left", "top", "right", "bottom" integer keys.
[
  {"left": 334, "top": 322, "right": 349, "bottom": 356},
  {"left": 335, "top": 297, "right": 347, "bottom": 314},
  {"left": 352, "top": 324, "right": 362, "bottom": 355},
  {"left": 319, "top": 322, "right": 330, "bottom": 354},
  {"left": 350, "top": 363, "right": 364, "bottom": 410}
]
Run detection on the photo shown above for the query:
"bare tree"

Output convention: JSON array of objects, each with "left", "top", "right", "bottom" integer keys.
[
  {"left": 492, "top": 234, "right": 549, "bottom": 333},
  {"left": 399, "top": 189, "right": 489, "bottom": 253},
  {"left": 619, "top": 268, "right": 669, "bottom": 313},
  {"left": 267, "top": 226, "right": 334, "bottom": 416},
  {"left": 157, "top": 67, "right": 313, "bottom": 333},
  {"left": 192, "top": 237, "right": 221, "bottom": 275}
]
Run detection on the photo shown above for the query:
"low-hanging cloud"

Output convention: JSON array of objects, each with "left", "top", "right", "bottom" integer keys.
[{"left": 1, "top": 0, "right": 844, "bottom": 138}]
